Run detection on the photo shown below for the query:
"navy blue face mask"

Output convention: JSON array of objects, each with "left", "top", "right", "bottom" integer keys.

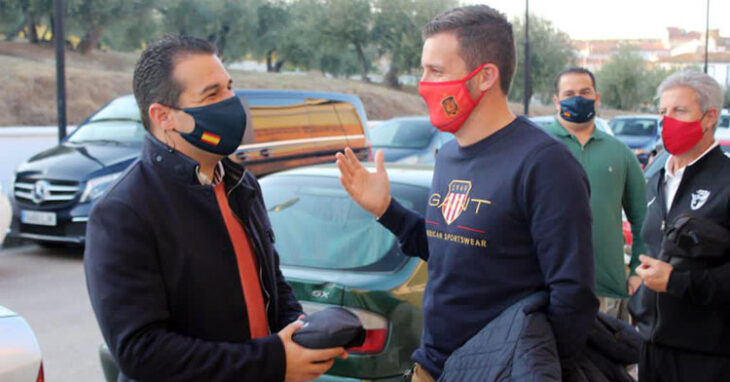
[
  {"left": 559, "top": 96, "right": 596, "bottom": 123},
  {"left": 174, "top": 96, "right": 247, "bottom": 156}
]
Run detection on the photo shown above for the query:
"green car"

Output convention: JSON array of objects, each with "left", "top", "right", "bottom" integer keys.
[
  {"left": 262, "top": 163, "right": 431, "bottom": 381},
  {"left": 100, "top": 163, "right": 431, "bottom": 381}
]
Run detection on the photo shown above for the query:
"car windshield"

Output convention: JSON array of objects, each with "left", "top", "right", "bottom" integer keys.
[
  {"left": 610, "top": 118, "right": 658, "bottom": 137},
  {"left": 370, "top": 119, "right": 436, "bottom": 149},
  {"left": 261, "top": 175, "right": 428, "bottom": 271},
  {"left": 68, "top": 96, "right": 145, "bottom": 144}
]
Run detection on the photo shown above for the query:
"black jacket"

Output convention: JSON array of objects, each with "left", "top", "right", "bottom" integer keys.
[
  {"left": 438, "top": 292, "right": 640, "bottom": 382},
  {"left": 84, "top": 135, "right": 302, "bottom": 382},
  {"left": 629, "top": 145, "right": 730, "bottom": 356}
]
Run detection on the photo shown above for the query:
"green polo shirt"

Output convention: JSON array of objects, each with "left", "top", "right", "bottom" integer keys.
[{"left": 546, "top": 118, "right": 647, "bottom": 298}]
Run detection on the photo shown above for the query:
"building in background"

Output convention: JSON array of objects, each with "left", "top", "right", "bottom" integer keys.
[{"left": 573, "top": 27, "right": 730, "bottom": 88}]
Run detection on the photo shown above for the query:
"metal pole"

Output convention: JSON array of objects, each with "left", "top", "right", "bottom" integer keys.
[
  {"left": 54, "top": 0, "right": 67, "bottom": 142},
  {"left": 523, "top": 0, "right": 530, "bottom": 115},
  {"left": 704, "top": 0, "right": 710, "bottom": 74}
]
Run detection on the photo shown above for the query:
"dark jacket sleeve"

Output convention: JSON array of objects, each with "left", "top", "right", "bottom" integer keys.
[
  {"left": 84, "top": 197, "right": 286, "bottom": 382},
  {"left": 622, "top": 145, "right": 648, "bottom": 275},
  {"left": 667, "top": 263, "right": 730, "bottom": 305},
  {"left": 377, "top": 197, "right": 430, "bottom": 261},
  {"left": 520, "top": 143, "right": 599, "bottom": 360}
]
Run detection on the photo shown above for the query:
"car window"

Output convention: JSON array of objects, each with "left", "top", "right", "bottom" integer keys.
[
  {"left": 610, "top": 118, "right": 657, "bottom": 136},
  {"left": 644, "top": 150, "right": 669, "bottom": 179},
  {"left": 435, "top": 131, "right": 454, "bottom": 148},
  {"left": 68, "top": 96, "right": 144, "bottom": 144},
  {"left": 529, "top": 117, "right": 554, "bottom": 129},
  {"left": 370, "top": 119, "right": 436, "bottom": 149},
  {"left": 719, "top": 115, "right": 730, "bottom": 129},
  {"left": 88, "top": 96, "right": 141, "bottom": 122},
  {"left": 644, "top": 145, "right": 730, "bottom": 179},
  {"left": 261, "top": 175, "right": 428, "bottom": 271},
  {"left": 243, "top": 97, "right": 313, "bottom": 141}
]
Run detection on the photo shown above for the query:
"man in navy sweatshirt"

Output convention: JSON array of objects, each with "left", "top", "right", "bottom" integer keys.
[{"left": 336, "top": 6, "right": 598, "bottom": 381}]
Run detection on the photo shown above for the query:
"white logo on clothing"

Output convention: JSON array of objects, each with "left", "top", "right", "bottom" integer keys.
[{"left": 690, "top": 189, "right": 710, "bottom": 210}]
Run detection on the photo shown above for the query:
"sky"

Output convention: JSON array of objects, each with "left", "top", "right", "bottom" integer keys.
[{"left": 470, "top": 0, "right": 729, "bottom": 41}]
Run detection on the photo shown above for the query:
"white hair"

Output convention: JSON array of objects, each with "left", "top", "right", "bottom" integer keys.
[{"left": 657, "top": 70, "right": 724, "bottom": 116}]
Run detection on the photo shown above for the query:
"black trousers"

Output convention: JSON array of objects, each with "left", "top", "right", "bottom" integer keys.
[{"left": 640, "top": 342, "right": 730, "bottom": 382}]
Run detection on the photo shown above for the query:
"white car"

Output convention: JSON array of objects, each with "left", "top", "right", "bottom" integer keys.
[
  {"left": 0, "top": 306, "right": 43, "bottom": 382},
  {"left": 0, "top": 189, "right": 44, "bottom": 382},
  {"left": 1, "top": 185, "right": 9, "bottom": 243}
]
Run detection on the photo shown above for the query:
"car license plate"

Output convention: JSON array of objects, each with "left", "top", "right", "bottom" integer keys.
[{"left": 21, "top": 210, "right": 57, "bottom": 226}]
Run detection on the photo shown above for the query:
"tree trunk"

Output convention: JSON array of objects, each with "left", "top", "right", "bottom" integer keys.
[
  {"left": 273, "top": 60, "right": 285, "bottom": 73},
  {"left": 354, "top": 42, "right": 369, "bottom": 83},
  {"left": 266, "top": 49, "right": 274, "bottom": 72},
  {"left": 214, "top": 25, "right": 231, "bottom": 60},
  {"left": 78, "top": 25, "right": 104, "bottom": 55},
  {"left": 385, "top": 57, "right": 400, "bottom": 89},
  {"left": 5, "top": 19, "right": 26, "bottom": 41},
  {"left": 25, "top": 11, "right": 39, "bottom": 43}
]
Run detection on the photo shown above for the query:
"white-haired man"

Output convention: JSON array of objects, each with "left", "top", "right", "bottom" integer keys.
[{"left": 629, "top": 70, "right": 730, "bottom": 382}]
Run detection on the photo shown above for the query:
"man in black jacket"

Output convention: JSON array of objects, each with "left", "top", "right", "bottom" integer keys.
[
  {"left": 84, "top": 35, "right": 345, "bottom": 382},
  {"left": 630, "top": 70, "right": 730, "bottom": 381}
]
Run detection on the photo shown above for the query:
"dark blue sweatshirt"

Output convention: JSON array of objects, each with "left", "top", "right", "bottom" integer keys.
[{"left": 379, "top": 116, "right": 598, "bottom": 379}]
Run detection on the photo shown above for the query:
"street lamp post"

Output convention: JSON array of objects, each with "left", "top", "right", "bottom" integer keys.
[
  {"left": 53, "top": 0, "right": 67, "bottom": 142},
  {"left": 704, "top": 0, "right": 710, "bottom": 74},
  {"left": 523, "top": 0, "right": 530, "bottom": 115}
]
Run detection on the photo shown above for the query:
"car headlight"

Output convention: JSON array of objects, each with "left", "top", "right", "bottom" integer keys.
[{"left": 80, "top": 172, "right": 122, "bottom": 203}]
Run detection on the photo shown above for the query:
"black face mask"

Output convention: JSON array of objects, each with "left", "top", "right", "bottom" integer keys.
[
  {"left": 559, "top": 96, "right": 596, "bottom": 123},
  {"left": 175, "top": 96, "right": 247, "bottom": 156}
]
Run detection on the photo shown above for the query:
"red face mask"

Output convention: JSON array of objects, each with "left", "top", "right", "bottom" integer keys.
[
  {"left": 661, "top": 115, "right": 705, "bottom": 155},
  {"left": 418, "top": 64, "right": 488, "bottom": 133}
]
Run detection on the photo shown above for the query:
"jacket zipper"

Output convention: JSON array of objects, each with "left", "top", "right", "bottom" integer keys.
[
  {"left": 225, "top": 170, "right": 273, "bottom": 331},
  {"left": 650, "top": 173, "right": 668, "bottom": 341}
]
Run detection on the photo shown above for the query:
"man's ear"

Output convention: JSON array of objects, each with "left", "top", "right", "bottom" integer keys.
[
  {"left": 595, "top": 91, "right": 601, "bottom": 110},
  {"left": 553, "top": 95, "right": 561, "bottom": 113},
  {"left": 703, "top": 108, "right": 719, "bottom": 132},
  {"left": 477, "top": 63, "right": 500, "bottom": 92},
  {"left": 148, "top": 103, "right": 176, "bottom": 133}
]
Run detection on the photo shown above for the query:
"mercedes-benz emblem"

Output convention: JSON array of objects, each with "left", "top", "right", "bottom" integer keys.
[{"left": 31, "top": 180, "right": 51, "bottom": 204}]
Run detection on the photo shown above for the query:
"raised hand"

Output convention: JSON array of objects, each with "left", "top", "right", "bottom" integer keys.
[{"left": 335, "top": 148, "right": 391, "bottom": 218}]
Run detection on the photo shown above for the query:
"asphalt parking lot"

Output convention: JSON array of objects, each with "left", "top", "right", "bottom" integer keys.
[{"left": 0, "top": 244, "right": 105, "bottom": 382}]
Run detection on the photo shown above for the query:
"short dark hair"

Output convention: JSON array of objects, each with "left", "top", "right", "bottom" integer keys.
[
  {"left": 133, "top": 35, "right": 217, "bottom": 131},
  {"left": 423, "top": 5, "right": 516, "bottom": 95},
  {"left": 554, "top": 67, "right": 596, "bottom": 94}
]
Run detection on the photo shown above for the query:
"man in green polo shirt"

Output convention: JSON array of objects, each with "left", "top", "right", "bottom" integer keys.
[{"left": 545, "top": 67, "right": 647, "bottom": 320}]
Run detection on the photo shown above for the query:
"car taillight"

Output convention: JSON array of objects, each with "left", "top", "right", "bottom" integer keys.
[
  {"left": 622, "top": 221, "right": 633, "bottom": 246},
  {"left": 299, "top": 302, "right": 389, "bottom": 354},
  {"left": 36, "top": 362, "right": 44, "bottom": 382},
  {"left": 348, "top": 328, "right": 387, "bottom": 354}
]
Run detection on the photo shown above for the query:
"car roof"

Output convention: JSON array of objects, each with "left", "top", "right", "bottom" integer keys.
[
  {"left": 111, "top": 90, "right": 363, "bottom": 107},
  {"left": 611, "top": 115, "right": 661, "bottom": 120},
  {"left": 0, "top": 305, "right": 18, "bottom": 318},
  {"left": 380, "top": 116, "right": 430, "bottom": 122},
  {"left": 529, "top": 115, "right": 555, "bottom": 121},
  {"left": 233, "top": 89, "right": 362, "bottom": 103},
  {"left": 265, "top": 163, "right": 434, "bottom": 188}
]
